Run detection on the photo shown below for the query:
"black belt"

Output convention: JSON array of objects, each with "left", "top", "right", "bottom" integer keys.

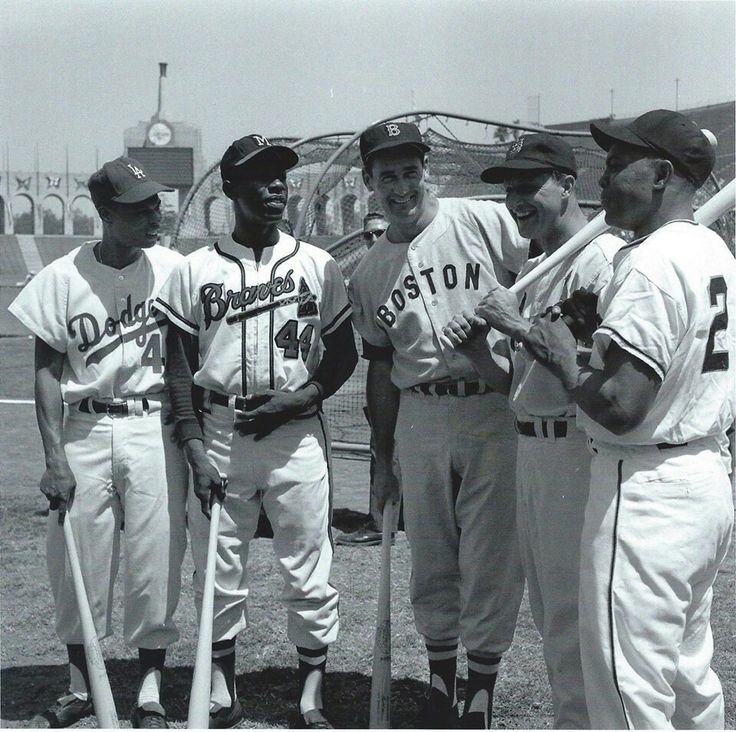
[
  {"left": 209, "top": 391, "right": 248, "bottom": 410},
  {"left": 409, "top": 380, "right": 492, "bottom": 397},
  {"left": 656, "top": 442, "right": 689, "bottom": 450},
  {"left": 78, "top": 397, "right": 150, "bottom": 415},
  {"left": 515, "top": 419, "right": 569, "bottom": 439}
]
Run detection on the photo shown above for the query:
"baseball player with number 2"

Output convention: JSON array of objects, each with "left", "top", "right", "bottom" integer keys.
[
  {"left": 520, "top": 110, "right": 735, "bottom": 728},
  {"left": 155, "top": 134, "right": 357, "bottom": 729},
  {"left": 9, "top": 157, "right": 188, "bottom": 728}
]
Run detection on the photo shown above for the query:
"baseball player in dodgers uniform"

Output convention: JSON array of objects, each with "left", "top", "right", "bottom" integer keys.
[
  {"left": 519, "top": 110, "right": 734, "bottom": 729},
  {"left": 154, "top": 135, "right": 357, "bottom": 729},
  {"left": 349, "top": 122, "right": 527, "bottom": 729},
  {"left": 444, "top": 133, "right": 622, "bottom": 728},
  {"left": 9, "top": 157, "right": 188, "bottom": 729}
]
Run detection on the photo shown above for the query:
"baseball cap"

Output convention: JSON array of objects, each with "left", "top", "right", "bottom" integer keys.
[
  {"left": 359, "top": 122, "right": 430, "bottom": 165},
  {"left": 220, "top": 134, "right": 299, "bottom": 180},
  {"left": 480, "top": 133, "right": 577, "bottom": 183},
  {"left": 87, "top": 157, "right": 173, "bottom": 207},
  {"left": 590, "top": 109, "right": 715, "bottom": 187}
]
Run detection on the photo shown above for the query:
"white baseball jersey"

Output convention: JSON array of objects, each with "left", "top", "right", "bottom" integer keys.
[
  {"left": 154, "top": 232, "right": 351, "bottom": 395},
  {"left": 579, "top": 220, "right": 736, "bottom": 445},
  {"left": 8, "top": 242, "right": 182, "bottom": 403},
  {"left": 349, "top": 198, "right": 528, "bottom": 388},
  {"left": 509, "top": 233, "right": 622, "bottom": 419}
]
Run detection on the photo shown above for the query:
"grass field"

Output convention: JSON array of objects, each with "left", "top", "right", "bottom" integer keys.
[{"left": 1, "top": 336, "right": 733, "bottom": 729}]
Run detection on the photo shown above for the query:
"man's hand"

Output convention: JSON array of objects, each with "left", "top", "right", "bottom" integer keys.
[
  {"left": 372, "top": 459, "right": 400, "bottom": 515},
  {"left": 557, "top": 288, "right": 601, "bottom": 343},
  {"left": 474, "top": 282, "right": 528, "bottom": 339},
  {"left": 442, "top": 310, "right": 490, "bottom": 350},
  {"left": 234, "top": 390, "right": 313, "bottom": 441},
  {"left": 40, "top": 458, "right": 76, "bottom": 522},
  {"left": 185, "top": 440, "right": 226, "bottom": 519},
  {"left": 524, "top": 314, "right": 581, "bottom": 390}
]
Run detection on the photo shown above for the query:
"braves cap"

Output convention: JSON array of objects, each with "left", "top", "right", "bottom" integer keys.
[
  {"left": 88, "top": 156, "right": 173, "bottom": 207},
  {"left": 590, "top": 109, "right": 715, "bottom": 187},
  {"left": 220, "top": 134, "right": 299, "bottom": 180},
  {"left": 481, "top": 133, "right": 577, "bottom": 183},
  {"left": 360, "top": 122, "right": 430, "bottom": 165}
]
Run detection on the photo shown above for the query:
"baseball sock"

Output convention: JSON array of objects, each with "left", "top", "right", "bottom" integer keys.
[
  {"left": 464, "top": 653, "right": 501, "bottom": 727},
  {"left": 297, "top": 645, "right": 328, "bottom": 714},
  {"left": 210, "top": 639, "right": 236, "bottom": 709},
  {"left": 67, "top": 644, "right": 89, "bottom": 701},
  {"left": 136, "top": 648, "right": 166, "bottom": 707},
  {"left": 426, "top": 640, "right": 459, "bottom": 707}
]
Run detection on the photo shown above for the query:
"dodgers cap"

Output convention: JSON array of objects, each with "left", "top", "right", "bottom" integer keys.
[
  {"left": 88, "top": 156, "right": 173, "bottom": 207},
  {"left": 220, "top": 135, "right": 299, "bottom": 181},
  {"left": 481, "top": 133, "right": 577, "bottom": 183},
  {"left": 590, "top": 109, "right": 715, "bottom": 187},
  {"left": 360, "top": 122, "right": 430, "bottom": 165}
]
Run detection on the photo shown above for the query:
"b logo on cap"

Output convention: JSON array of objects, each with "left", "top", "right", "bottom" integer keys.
[
  {"left": 385, "top": 124, "right": 401, "bottom": 137},
  {"left": 253, "top": 135, "right": 270, "bottom": 147},
  {"left": 127, "top": 164, "right": 145, "bottom": 179},
  {"left": 506, "top": 137, "right": 525, "bottom": 160}
]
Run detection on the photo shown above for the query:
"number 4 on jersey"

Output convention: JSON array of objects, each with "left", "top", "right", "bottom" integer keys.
[{"left": 275, "top": 320, "right": 314, "bottom": 360}]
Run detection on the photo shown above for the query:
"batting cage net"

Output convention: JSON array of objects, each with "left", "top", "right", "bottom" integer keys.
[{"left": 172, "top": 111, "right": 733, "bottom": 447}]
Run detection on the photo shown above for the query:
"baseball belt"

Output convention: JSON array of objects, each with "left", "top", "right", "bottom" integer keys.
[
  {"left": 76, "top": 396, "right": 161, "bottom": 416},
  {"left": 515, "top": 418, "right": 569, "bottom": 439},
  {"left": 408, "top": 380, "right": 492, "bottom": 397},
  {"left": 205, "top": 390, "right": 319, "bottom": 428}
]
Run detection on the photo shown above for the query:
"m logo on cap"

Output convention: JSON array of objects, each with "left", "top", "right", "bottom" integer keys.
[
  {"left": 252, "top": 135, "right": 270, "bottom": 147},
  {"left": 127, "top": 164, "right": 146, "bottom": 179},
  {"left": 385, "top": 124, "right": 401, "bottom": 137},
  {"left": 506, "top": 137, "right": 525, "bottom": 160}
]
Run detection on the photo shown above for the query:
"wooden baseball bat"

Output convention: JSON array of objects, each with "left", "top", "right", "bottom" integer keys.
[
  {"left": 510, "top": 178, "right": 735, "bottom": 295},
  {"left": 369, "top": 501, "right": 395, "bottom": 729},
  {"left": 187, "top": 498, "right": 223, "bottom": 729},
  {"left": 62, "top": 517, "right": 120, "bottom": 728}
]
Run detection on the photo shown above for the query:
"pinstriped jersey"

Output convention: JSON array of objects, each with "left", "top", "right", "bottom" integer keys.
[
  {"left": 8, "top": 241, "right": 181, "bottom": 403},
  {"left": 579, "top": 221, "right": 736, "bottom": 446},
  {"left": 154, "top": 232, "right": 351, "bottom": 396}
]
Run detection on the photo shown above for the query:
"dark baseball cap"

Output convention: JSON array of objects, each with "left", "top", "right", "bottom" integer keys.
[
  {"left": 220, "top": 134, "right": 299, "bottom": 180},
  {"left": 481, "top": 133, "right": 577, "bottom": 183},
  {"left": 590, "top": 109, "right": 715, "bottom": 187},
  {"left": 87, "top": 156, "right": 173, "bottom": 207},
  {"left": 359, "top": 122, "right": 430, "bottom": 165}
]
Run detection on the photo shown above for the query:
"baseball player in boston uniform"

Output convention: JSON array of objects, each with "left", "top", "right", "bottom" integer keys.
[
  {"left": 9, "top": 157, "right": 188, "bottom": 728},
  {"left": 154, "top": 134, "right": 357, "bottom": 729},
  {"left": 520, "top": 110, "right": 735, "bottom": 728},
  {"left": 443, "top": 133, "right": 622, "bottom": 728},
  {"left": 348, "top": 122, "right": 527, "bottom": 729}
]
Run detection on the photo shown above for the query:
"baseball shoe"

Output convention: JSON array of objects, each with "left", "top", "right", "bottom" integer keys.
[
  {"left": 459, "top": 710, "right": 488, "bottom": 729},
  {"left": 334, "top": 520, "right": 393, "bottom": 547},
  {"left": 31, "top": 692, "right": 94, "bottom": 728},
  {"left": 293, "top": 708, "right": 333, "bottom": 728},
  {"left": 130, "top": 702, "right": 168, "bottom": 728},
  {"left": 415, "top": 687, "right": 458, "bottom": 729},
  {"left": 209, "top": 698, "right": 244, "bottom": 728}
]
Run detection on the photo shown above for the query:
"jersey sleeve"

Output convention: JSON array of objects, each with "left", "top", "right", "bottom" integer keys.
[
  {"left": 348, "top": 265, "right": 392, "bottom": 349},
  {"left": 470, "top": 200, "right": 529, "bottom": 275},
  {"left": 154, "top": 259, "right": 200, "bottom": 335},
  {"left": 319, "top": 256, "right": 352, "bottom": 337},
  {"left": 7, "top": 264, "right": 70, "bottom": 353},
  {"left": 596, "top": 268, "right": 684, "bottom": 381}
]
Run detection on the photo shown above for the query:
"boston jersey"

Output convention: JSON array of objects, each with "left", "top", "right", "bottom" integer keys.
[
  {"left": 154, "top": 232, "right": 351, "bottom": 395},
  {"left": 579, "top": 221, "right": 736, "bottom": 445},
  {"left": 8, "top": 242, "right": 181, "bottom": 403},
  {"left": 349, "top": 197, "right": 528, "bottom": 388}
]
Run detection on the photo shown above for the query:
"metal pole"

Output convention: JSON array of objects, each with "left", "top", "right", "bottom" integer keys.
[{"left": 675, "top": 78, "right": 680, "bottom": 111}]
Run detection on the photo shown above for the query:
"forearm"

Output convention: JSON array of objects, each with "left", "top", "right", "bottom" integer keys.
[
  {"left": 366, "top": 359, "right": 399, "bottom": 462},
  {"left": 465, "top": 343, "right": 512, "bottom": 395},
  {"left": 34, "top": 339, "right": 67, "bottom": 468},
  {"left": 165, "top": 324, "right": 203, "bottom": 443},
  {"left": 307, "top": 319, "right": 359, "bottom": 405}
]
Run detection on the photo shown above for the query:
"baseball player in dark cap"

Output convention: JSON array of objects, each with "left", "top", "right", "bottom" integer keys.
[
  {"left": 155, "top": 134, "right": 357, "bottom": 728},
  {"left": 9, "top": 156, "right": 189, "bottom": 728},
  {"left": 349, "top": 121, "right": 528, "bottom": 728},
  {"left": 516, "top": 110, "right": 734, "bottom": 727},
  {"left": 443, "top": 133, "right": 623, "bottom": 728}
]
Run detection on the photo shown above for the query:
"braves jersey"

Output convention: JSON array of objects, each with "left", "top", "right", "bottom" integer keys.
[
  {"left": 349, "top": 198, "right": 528, "bottom": 388},
  {"left": 8, "top": 242, "right": 182, "bottom": 403},
  {"left": 579, "top": 221, "right": 736, "bottom": 445},
  {"left": 510, "top": 233, "right": 622, "bottom": 419},
  {"left": 154, "top": 233, "right": 351, "bottom": 395}
]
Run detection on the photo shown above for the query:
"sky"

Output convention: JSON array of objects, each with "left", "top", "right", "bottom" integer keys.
[{"left": 1, "top": 0, "right": 734, "bottom": 173}]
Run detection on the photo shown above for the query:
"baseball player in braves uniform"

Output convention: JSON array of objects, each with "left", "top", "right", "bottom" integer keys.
[
  {"left": 443, "top": 133, "right": 622, "bottom": 728},
  {"left": 520, "top": 110, "right": 735, "bottom": 728},
  {"left": 9, "top": 157, "right": 188, "bottom": 729},
  {"left": 154, "top": 134, "right": 357, "bottom": 729},
  {"left": 348, "top": 122, "right": 527, "bottom": 729}
]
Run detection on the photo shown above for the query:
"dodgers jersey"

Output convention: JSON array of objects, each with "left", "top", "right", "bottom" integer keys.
[
  {"left": 154, "top": 233, "right": 351, "bottom": 396},
  {"left": 8, "top": 242, "right": 182, "bottom": 403},
  {"left": 510, "top": 233, "right": 622, "bottom": 420},
  {"left": 579, "top": 221, "right": 736, "bottom": 446},
  {"left": 349, "top": 198, "right": 528, "bottom": 388}
]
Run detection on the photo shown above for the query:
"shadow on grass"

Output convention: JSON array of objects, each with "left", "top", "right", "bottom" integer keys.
[
  {"left": 1, "top": 661, "right": 427, "bottom": 728},
  {"left": 254, "top": 507, "right": 369, "bottom": 540}
]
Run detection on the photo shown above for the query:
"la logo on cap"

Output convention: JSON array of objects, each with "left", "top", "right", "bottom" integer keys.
[
  {"left": 507, "top": 137, "right": 525, "bottom": 159},
  {"left": 385, "top": 123, "right": 401, "bottom": 137},
  {"left": 127, "top": 163, "right": 146, "bottom": 179}
]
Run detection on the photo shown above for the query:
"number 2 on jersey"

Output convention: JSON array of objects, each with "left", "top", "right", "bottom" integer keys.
[
  {"left": 275, "top": 320, "right": 314, "bottom": 360},
  {"left": 141, "top": 333, "right": 164, "bottom": 373},
  {"left": 702, "top": 276, "right": 728, "bottom": 373}
]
